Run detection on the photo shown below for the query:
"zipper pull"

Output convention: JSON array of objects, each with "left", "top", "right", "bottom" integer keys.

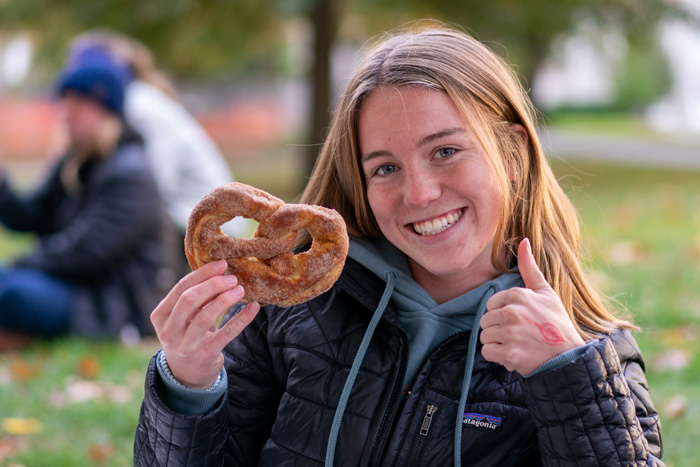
[{"left": 420, "top": 404, "right": 438, "bottom": 436}]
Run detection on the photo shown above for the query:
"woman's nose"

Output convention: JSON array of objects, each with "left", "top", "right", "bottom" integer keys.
[{"left": 402, "top": 169, "right": 441, "bottom": 208}]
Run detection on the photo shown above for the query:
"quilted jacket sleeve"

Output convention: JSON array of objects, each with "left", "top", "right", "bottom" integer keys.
[
  {"left": 522, "top": 329, "right": 664, "bottom": 466},
  {"left": 133, "top": 306, "right": 282, "bottom": 466},
  {"left": 133, "top": 356, "right": 230, "bottom": 467}
]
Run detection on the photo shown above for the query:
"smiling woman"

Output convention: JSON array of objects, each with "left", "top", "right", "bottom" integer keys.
[
  {"left": 134, "top": 24, "right": 665, "bottom": 467},
  {"left": 359, "top": 87, "right": 504, "bottom": 301}
]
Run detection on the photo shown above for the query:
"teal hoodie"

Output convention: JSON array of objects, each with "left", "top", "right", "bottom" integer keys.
[{"left": 348, "top": 237, "right": 525, "bottom": 386}]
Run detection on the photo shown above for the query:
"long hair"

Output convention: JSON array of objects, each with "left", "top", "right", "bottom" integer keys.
[{"left": 301, "top": 24, "right": 634, "bottom": 339}]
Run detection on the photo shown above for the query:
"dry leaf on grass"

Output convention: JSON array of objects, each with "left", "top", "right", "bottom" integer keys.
[
  {"left": 0, "top": 364, "right": 11, "bottom": 385},
  {"left": 76, "top": 355, "right": 101, "bottom": 379},
  {"left": 0, "top": 436, "right": 29, "bottom": 461},
  {"left": 607, "top": 241, "right": 650, "bottom": 266},
  {"left": 9, "top": 357, "right": 41, "bottom": 382},
  {"left": 2, "top": 418, "right": 42, "bottom": 435},
  {"left": 664, "top": 395, "right": 687, "bottom": 420},
  {"left": 653, "top": 348, "right": 692, "bottom": 372},
  {"left": 49, "top": 378, "right": 133, "bottom": 407},
  {"left": 87, "top": 442, "right": 115, "bottom": 464}
]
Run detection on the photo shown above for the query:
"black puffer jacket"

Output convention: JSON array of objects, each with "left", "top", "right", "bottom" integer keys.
[
  {"left": 0, "top": 129, "right": 178, "bottom": 337},
  {"left": 134, "top": 258, "right": 663, "bottom": 466}
]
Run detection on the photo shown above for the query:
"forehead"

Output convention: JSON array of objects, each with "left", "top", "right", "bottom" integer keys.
[{"left": 357, "top": 87, "right": 475, "bottom": 147}]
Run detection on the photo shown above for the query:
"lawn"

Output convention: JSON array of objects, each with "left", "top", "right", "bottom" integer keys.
[{"left": 0, "top": 153, "right": 698, "bottom": 465}]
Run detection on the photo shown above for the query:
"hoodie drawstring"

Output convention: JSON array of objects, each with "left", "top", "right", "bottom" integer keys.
[
  {"left": 454, "top": 285, "right": 497, "bottom": 467},
  {"left": 325, "top": 270, "right": 396, "bottom": 467}
]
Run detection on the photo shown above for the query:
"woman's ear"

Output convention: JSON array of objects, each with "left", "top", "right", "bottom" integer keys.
[{"left": 512, "top": 123, "right": 529, "bottom": 146}]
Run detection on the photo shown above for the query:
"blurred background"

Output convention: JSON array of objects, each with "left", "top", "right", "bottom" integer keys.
[{"left": 0, "top": 1, "right": 698, "bottom": 465}]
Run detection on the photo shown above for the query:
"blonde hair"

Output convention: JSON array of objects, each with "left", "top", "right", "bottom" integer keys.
[
  {"left": 301, "top": 24, "right": 634, "bottom": 339},
  {"left": 70, "top": 28, "right": 179, "bottom": 100}
]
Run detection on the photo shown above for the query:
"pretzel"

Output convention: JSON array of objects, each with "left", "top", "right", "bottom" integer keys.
[{"left": 185, "top": 183, "right": 349, "bottom": 307}]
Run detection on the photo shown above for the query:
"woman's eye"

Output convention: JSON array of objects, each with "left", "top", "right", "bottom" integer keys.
[
  {"left": 437, "top": 147, "right": 456, "bottom": 158},
  {"left": 376, "top": 164, "right": 396, "bottom": 175}
]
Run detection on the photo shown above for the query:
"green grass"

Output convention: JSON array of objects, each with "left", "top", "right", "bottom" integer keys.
[
  {"left": 0, "top": 337, "right": 159, "bottom": 466},
  {"left": 551, "top": 158, "right": 700, "bottom": 467},
  {"left": 545, "top": 109, "right": 655, "bottom": 138},
  {"left": 0, "top": 155, "right": 698, "bottom": 465}
]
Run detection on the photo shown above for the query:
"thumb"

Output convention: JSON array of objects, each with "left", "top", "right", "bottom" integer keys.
[{"left": 517, "top": 238, "right": 550, "bottom": 291}]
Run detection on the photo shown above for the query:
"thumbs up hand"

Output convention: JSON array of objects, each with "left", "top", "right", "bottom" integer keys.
[{"left": 479, "top": 238, "right": 585, "bottom": 376}]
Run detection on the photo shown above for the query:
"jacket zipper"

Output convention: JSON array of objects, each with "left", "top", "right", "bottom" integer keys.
[
  {"left": 369, "top": 331, "right": 408, "bottom": 466},
  {"left": 420, "top": 404, "right": 438, "bottom": 435},
  {"left": 408, "top": 404, "right": 439, "bottom": 466},
  {"left": 370, "top": 332, "right": 469, "bottom": 465}
]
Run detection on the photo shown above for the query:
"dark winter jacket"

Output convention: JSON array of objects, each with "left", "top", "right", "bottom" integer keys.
[
  {"left": 134, "top": 257, "right": 663, "bottom": 466},
  {"left": 0, "top": 129, "right": 178, "bottom": 337}
]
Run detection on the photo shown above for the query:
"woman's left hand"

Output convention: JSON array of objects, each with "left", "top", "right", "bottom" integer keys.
[{"left": 479, "top": 238, "right": 585, "bottom": 376}]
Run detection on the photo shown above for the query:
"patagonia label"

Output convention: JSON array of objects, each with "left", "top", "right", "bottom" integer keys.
[{"left": 462, "top": 412, "right": 502, "bottom": 431}]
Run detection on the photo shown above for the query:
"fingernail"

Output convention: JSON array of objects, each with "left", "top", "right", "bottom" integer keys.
[
  {"left": 524, "top": 237, "right": 532, "bottom": 254},
  {"left": 230, "top": 285, "right": 244, "bottom": 297},
  {"left": 216, "top": 259, "right": 228, "bottom": 270},
  {"left": 224, "top": 275, "right": 238, "bottom": 285}
]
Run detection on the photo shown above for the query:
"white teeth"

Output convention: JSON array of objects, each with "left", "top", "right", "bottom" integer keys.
[{"left": 412, "top": 210, "right": 463, "bottom": 236}]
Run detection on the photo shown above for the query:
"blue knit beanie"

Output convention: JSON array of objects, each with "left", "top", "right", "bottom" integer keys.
[{"left": 56, "top": 63, "right": 126, "bottom": 116}]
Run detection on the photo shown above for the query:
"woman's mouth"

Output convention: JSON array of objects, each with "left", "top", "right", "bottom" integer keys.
[{"left": 411, "top": 209, "right": 463, "bottom": 236}]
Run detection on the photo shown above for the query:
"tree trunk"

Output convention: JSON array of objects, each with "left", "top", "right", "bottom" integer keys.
[{"left": 302, "top": 0, "right": 337, "bottom": 193}]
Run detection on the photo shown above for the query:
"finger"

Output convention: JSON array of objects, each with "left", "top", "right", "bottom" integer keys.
[
  {"left": 152, "top": 260, "right": 229, "bottom": 329},
  {"left": 167, "top": 275, "right": 242, "bottom": 337},
  {"left": 485, "top": 288, "right": 520, "bottom": 312},
  {"left": 517, "top": 238, "right": 550, "bottom": 292},
  {"left": 480, "top": 342, "right": 505, "bottom": 366},
  {"left": 178, "top": 285, "right": 246, "bottom": 352},
  {"left": 479, "top": 326, "right": 502, "bottom": 345},
  {"left": 480, "top": 306, "right": 500, "bottom": 329},
  {"left": 208, "top": 301, "right": 261, "bottom": 352}
]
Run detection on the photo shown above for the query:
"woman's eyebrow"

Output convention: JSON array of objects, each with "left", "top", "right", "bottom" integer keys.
[
  {"left": 417, "top": 127, "right": 466, "bottom": 147},
  {"left": 361, "top": 127, "right": 467, "bottom": 163},
  {"left": 360, "top": 150, "right": 391, "bottom": 164}
]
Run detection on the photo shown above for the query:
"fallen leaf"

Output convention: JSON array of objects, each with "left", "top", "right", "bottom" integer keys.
[
  {"left": 76, "top": 355, "right": 101, "bottom": 379},
  {"left": 0, "top": 364, "right": 11, "bottom": 385},
  {"left": 607, "top": 241, "right": 650, "bottom": 266},
  {"left": 664, "top": 395, "right": 687, "bottom": 420},
  {"left": 9, "top": 357, "right": 40, "bottom": 382},
  {"left": 49, "top": 378, "right": 133, "bottom": 406},
  {"left": 0, "top": 436, "right": 28, "bottom": 461},
  {"left": 87, "top": 442, "right": 115, "bottom": 464},
  {"left": 653, "top": 348, "right": 691, "bottom": 372},
  {"left": 65, "top": 379, "right": 103, "bottom": 403},
  {"left": 104, "top": 383, "right": 132, "bottom": 404},
  {"left": 2, "top": 418, "right": 42, "bottom": 435}
]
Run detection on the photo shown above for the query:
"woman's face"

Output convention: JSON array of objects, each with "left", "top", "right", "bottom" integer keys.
[
  {"left": 59, "top": 91, "right": 108, "bottom": 146},
  {"left": 359, "top": 87, "right": 504, "bottom": 301}
]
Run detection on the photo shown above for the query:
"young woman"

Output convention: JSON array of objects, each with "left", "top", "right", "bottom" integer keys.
[
  {"left": 0, "top": 63, "right": 177, "bottom": 349},
  {"left": 67, "top": 29, "right": 252, "bottom": 274},
  {"left": 134, "top": 25, "right": 663, "bottom": 466}
]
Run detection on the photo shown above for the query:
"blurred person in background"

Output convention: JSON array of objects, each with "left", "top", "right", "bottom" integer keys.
[
  {"left": 0, "top": 62, "right": 177, "bottom": 351},
  {"left": 66, "top": 29, "right": 251, "bottom": 274},
  {"left": 134, "top": 25, "right": 663, "bottom": 466}
]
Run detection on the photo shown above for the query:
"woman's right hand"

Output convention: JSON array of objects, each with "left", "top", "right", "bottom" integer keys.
[{"left": 150, "top": 259, "right": 260, "bottom": 390}]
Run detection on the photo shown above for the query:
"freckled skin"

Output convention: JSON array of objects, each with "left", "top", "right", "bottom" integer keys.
[{"left": 358, "top": 87, "right": 504, "bottom": 303}]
